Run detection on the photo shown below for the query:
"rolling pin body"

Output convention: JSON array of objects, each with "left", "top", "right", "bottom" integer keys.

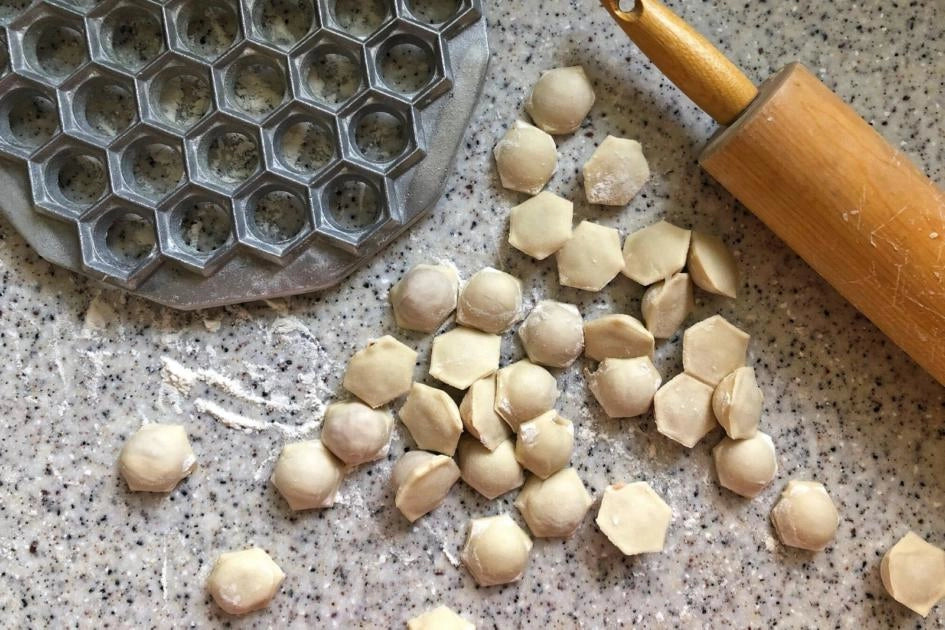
[{"left": 700, "top": 64, "right": 945, "bottom": 382}]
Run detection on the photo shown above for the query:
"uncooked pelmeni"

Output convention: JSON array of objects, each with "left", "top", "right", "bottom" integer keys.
[
  {"left": 881, "top": 532, "right": 945, "bottom": 617},
  {"left": 206, "top": 548, "right": 285, "bottom": 615},
  {"left": 493, "top": 120, "right": 557, "bottom": 195},
  {"left": 456, "top": 268, "right": 523, "bottom": 334},
  {"left": 271, "top": 439, "right": 345, "bottom": 510},
  {"left": 515, "top": 410, "right": 574, "bottom": 479},
  {"left": 712, "top": 366, "right": 763, "bottom": 439},
  {"left": 408, "top": 605, "right": 476, "bottom": 630},
  {"left": 641, "top": 272, "right": 694, "bottom": 338},
  {"left": 682, "top": 315, "right": 750, "bottom": 386},
  {"left": 712, "top": 432, "right": 777, "bottom": 498},
  {"left": 389, "top": 263, "right": 459, "bottom": 332},
  {"left": 320, "top": 401, "right": 393, "bottom": 466},
  {"left": 688, "top": 231, "right": 739, "bottom": 298},
  {"left": 494, "top": 359, "right": 560, "bottom": 432},
  {"left": 770, "top": 480, "right": 839, "bottom": 551},
  {"left": 429, "top": 326, "right": 502, "bottom": 390},
  {"left": 392, "top": 450, "right": 460, "bottom": 522},
  {"left": 653, "top": 373, "right": 718, "bottom": 448},
  {"left": 457, "top": 436, "right": 524, "bottom": 500},
  {"left": 461, "top": 513, "right": 533, "bottom": 586},
  {"left": 119, "top": 423, "right": 197, "bottom": 493},
  {"left": 459, "top": 375, "right": 512, "bottom": 451},
  {"left": 583, "top": 314, "right": 654, "bottom": 361},
  {"left": 556, "top": 220, "right": 625, "bottom": 291},
  {"left": 515, "top": 467, "right": 593, "bottom": 538},
  {"left": 508, "top": 191, "right": 573, "bottom": 260},
  {"left": 398, "top": 383, "right": 463, "bottom": 456},
  {"left": 517, "top": 300, "right": 584, "bottom": 368},
  {"left": 596, "top": 481, "right": 672, "bottom": 555},
  {"left": 583, "top": 135, "right": 650, "bottom": 206},
  {"left": 587, "top": 357, "right": 662, "bottom": 418},
  {"left": 621, "top": 220, "right": 691, "bottom": 286},
  {"left": 343, "top": 335, "right": 417, "bottom": 408},
  {"left": 525, "top": 65, "right": 596, "bottom": 134}
]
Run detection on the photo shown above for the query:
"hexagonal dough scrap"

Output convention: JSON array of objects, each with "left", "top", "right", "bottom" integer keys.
[
  {"left": 429, "top": 326, "right": 501, "bottom": 389},
  {"left": 621, "top": 220, "right": 691, "bottom": 286},
  {"left": 508, "top": 191, "right": 573, "bottom": 260},
  {"left": 556, "top": 220, "right": 624, "bottom": 291},
  {"left": 653, "top": 373, "right": 717, "bottom": 448},
  {"left": 583, "top": 314, "right": 654, "bottom": 362},
  {"left": 682, "top": 315, "right": 750, "bottom": 386},
  {"left": 398, "top": 383, "right": 463, "bottom": 455},
  {"left": 596, "top": 481, "right": 671, "bottom": 555},
  {"left": 343, "top": 335, "right": 417, "bottom": 407},
  {"left": 583, "top": 135, "right": 650, "bottom": 206}
]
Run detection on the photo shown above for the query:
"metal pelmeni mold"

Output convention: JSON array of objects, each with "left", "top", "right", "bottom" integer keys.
[{"left": 0, "top": 0, "right": 488, "bottom": 308}]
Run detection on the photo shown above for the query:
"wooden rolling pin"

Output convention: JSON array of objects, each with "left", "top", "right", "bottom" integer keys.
[{"left": 603, "top": 0, "right": 945, "bottom": 385}]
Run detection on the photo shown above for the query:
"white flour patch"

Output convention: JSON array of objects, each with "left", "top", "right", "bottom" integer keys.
[
  {"left": 160, "top": 356, "right": 300, "bottom": 412},
  {"left": 194, "top": 398, "right": 317, "bottom": 437}
]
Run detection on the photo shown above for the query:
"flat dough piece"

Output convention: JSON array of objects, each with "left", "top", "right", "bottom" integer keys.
[
  {"left": 556, "top": 220, "right": 624, "bottom": 291},
  {"left": 653, "top": 373, "right": 718, "bottom": 448},
  {"left": 583, "top": 314, "right": 654, "bottom": 361},
  {"left": 508, "top": 191, "right": 573, "bottom": 260},
  {"left": 583, "top": 135, "right": 650, "bottom": 206},
  {"left": 596, "top": 481, "right": 671, "bottom": 555},
  {"left": 688, "top": 231, "right": 738, "bottom": 298},
  {"left": 429, "top": 326, "right": 502, "bottom": 389},
  {"left": 682, "top": 315, "right": 750, "bottom": 387},
  {"left": 622, "top": 221, "right": 691, "bottom": 285},
  {"left": 641, "top": 272, "right": 694, "bottom": 338},
  {"left": 398, "top": 383, "right": 463, "bottom": 455},
  {"left": 343, "top": 335, "right": 417, "bottom": 408}
]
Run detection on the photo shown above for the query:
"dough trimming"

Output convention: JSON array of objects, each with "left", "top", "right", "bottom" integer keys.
[
  {"left": 583, "top": 135, "right": 650, "bottom": 206},
  {"left": 118, "top": 423, "right": 197, "bottom": 493},
  {"left": 271, "top": 439, "right": 345, "bottom": 510},
  {"left": 343, "top": 335, "right": 417, "bottom": 408},
  {"left": 456, "top": 268, "right": 523, "bottom": 334},
  {"left": 321, "top": 401, "right": 393, "bottom": 466},
  {"left": 515, "top": 467, "right": 593, "bottom": 538},
  {"left": 587, "top": 356, "right": 662, "bottom": 418},
  {"left": 392, "top": 450, "right": 460, "bottom": 522},
  {"left": 457, "top": 435, "right": 524, "bottom": 499},
  {"left": 525, "top": 65, "right": 596, "bottom": 134},
  {"left": 515, "top": 410, "right": 574, "bottom": 479},
  {"left": 517, "top": 300, "right": 584, "bottom": 368},
  {"left": 712, "top": 431, "right": 777, "bottom": 498},
  {"left": 461, "top": 513, "right": 533, "bottom": 586},
  {"left": 398, "top": 383, "right": 464, "bottom": 456},
  {"left": 389, "top": 263, "right": 458, "bottom": 333},
  {"left": 508, "top": 191, "right": 573, "bottom": 260},
  {"left": 206, "top": 548, "right": 285, "bottom": 615},
  {"left": 493, "top": 120, "right": 557, "bottom": 195},
  {"left": 494, "top": 359, "right": 560, "bottom": 432},
  {"left": 556, "top": 220, "right": 625, "bottom": 291}
]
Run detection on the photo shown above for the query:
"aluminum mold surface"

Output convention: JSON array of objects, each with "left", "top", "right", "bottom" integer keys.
[{"left": 0, "top": 0, "right": 489, "bottom": 309}]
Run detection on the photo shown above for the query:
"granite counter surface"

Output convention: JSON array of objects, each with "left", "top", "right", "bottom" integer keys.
[{"left": 1, "top": 0, "right": 944, "bottom": 627}]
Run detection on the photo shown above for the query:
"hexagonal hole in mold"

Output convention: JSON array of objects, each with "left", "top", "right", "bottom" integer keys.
[
  {"left": 404, "top": 0, "right": 461, "bottom": 25},
  {"left": 293, "top": 35, "right": 363, "bottom": 109},
  {"left": 323, "top": 171, "right": 383, "bottom": 232},
  {"left": 330, "top": 0, "right": 390, "bottom": 39},
  {"left": 376, "top": 33, "right": 436, "bottom": 97},
  {"left": 28, "top": 139, "right": 109, "bottom": 220},
  {"left": 112, "top": 131, "right": 186, "bottom": 204},
  {"left": 106, "top": 211, "right": 156, "bottom": 265},
  {"left": 219, "top": 49, "right": 289, "bottom": 121},
  {"left": 266, "top": 107, "right": 337, "bottom": 182},
  {"left": 0, "top": 80, "right": 59, "bottom": 157},
  {"left": 247, "top": 0, "right": 317, "bottom": 51},
  {"left": 142, "top": 61, "right": 213, "bottom": 133},
  {"left": 169, "top": 0, "right": 240, "bottom": 62},
  {"left": 90, "top": 1, "right": 165, "bottom": 73},
  {"left": 65, "top": 69, "right": 138, "bottom": 142},
  {"left": 252, "top": 187, "right": 307, "bottom": 243},
  {"left": 176, "top": 197, "right": 233, "bottom": 255},
  {"left": 351, "top": 105, "right": 408, "bottom": 163},
  {"left": 12, "top": 10, "right": 88, "bottom": 84},
  {"left": 235, "top": 177, "right": 314, "bottom": 263}
]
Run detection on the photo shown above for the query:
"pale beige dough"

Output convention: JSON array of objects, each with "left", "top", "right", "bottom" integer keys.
[
  {"left": 494, "top": 359, "right": 560, "bottom": 432},
  {"left": 207, "top": 548, "right": 285, "bottom": 615},
  {"left": 641, "top": 272, "right": 694, "bottom": 338},
  {"left": 392, "top": 450, "right": 460, "bottom": 522},
  {"left": 457, "top": 436, "right": 524, "bottom": 499},
  {"left": 596, "top": 481, "right": 671, "bottom": 555},
  {"left": 622, "top": 221, "right": 691, "bottom": 285},
  {"left": 494, "top": 120, "right": 557, "bottom": 195},
  {"left": 583, "top": 314, "right": 654, "bottom": 361},
  {"left": 712, "top": 432, "right": 777, "bottom": 498},
  {"left": 583, "top": 135, "right": 650, "bottom": 205},
  {"left": 408, "top": 605, "right": 476, "bottom": 630},
  {"left": 508, "top": 191, "right": 573, "bottom": 260},
  {"left": 770, "top": 480, "right": 839, "bottom": 551},
  {"left": 688, "top": 231, "right": 738, "bottom": 298},
  {"left": 525, "top": 65, "right": 596, "bottom": 134},
  {"left": 682, "top": 315, "right": 750, "bottom": 386},
  {"left": 653, "top": 373, "right": 718, "bottom": 448},
  {"left": 587, "top": 357, "right": 662, "bottom": 418},
  {"left": 712, "top": 366, "right": 763, "bottom": 439},
  {"left": 515, "top": 467, "right": 593, "bottom": 538},
  {"left": 556, "top": 220, "right": 625, "bottom": 291},
  {"left": 881, "top": 531, "right": 945, "bottom": 617},
  {"left": 389, "top": 263, "right": 458, "bottom": 332},
  {"left": 459, "top": 375, "right": 512, "bottom": 451},
  {"left": 457, "top": 268, "right": 523, "bottom": 334},
  {"left": 119, "top": 423, "right": 196, "bottom": 493},
  {"left": 429, "top": 326, "right": 502, "bottom": 389},
  {"left": 461, "top": 513, "right": 533, "bottom": 586},
  {"left": 321, "top": 401, "right": 393, "bottom": 466},
  {"left": 271, "top": 439, "right": 345, "bottom": 510},
  {"left": 517, "top": 300, "right": 584, "bottom": 368},
  {"left": 343, "top": 335, "right": 417, "bottom": 408},
  {"left": 515, "top": 410, "right": 574, "bottom": 479},
  {"left": 398, "top": 383, "right": 463, "bottom": 456}
]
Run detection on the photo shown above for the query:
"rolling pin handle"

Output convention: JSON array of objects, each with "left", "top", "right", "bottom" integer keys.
[{"left": 601, "top": 0, "right": 759, "bottom": 125}]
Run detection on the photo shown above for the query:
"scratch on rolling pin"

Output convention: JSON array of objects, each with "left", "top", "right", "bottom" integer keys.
[
  {"left": 194, "top": 398, "right": 318, "bottom": 437},
  {"left": 869, "top": 206, "right": 908, "bottom": 249}
]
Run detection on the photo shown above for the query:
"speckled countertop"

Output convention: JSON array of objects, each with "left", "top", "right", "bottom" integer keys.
[{"left": 2, "top": 0, "right": 945, "bottom": 627}]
